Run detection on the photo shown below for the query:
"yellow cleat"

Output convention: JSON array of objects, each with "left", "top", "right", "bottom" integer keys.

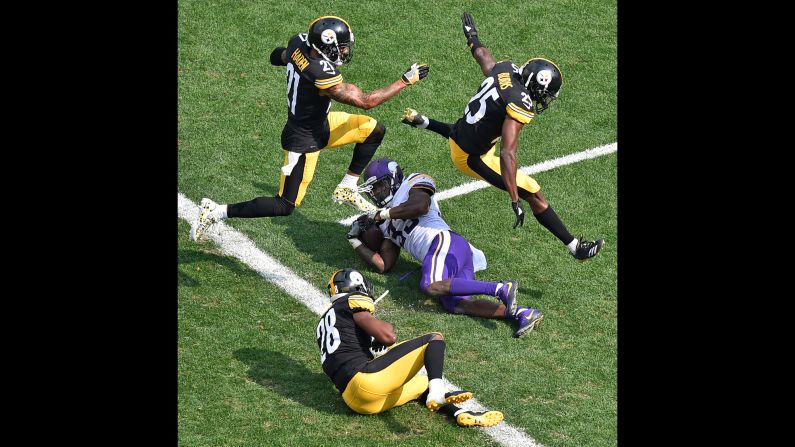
[
  {"left": 456, "top": 410, "right": 504, "bottom": 428},
  {"left": 400, "top": 108, "right": 426, "bottom": 127}
]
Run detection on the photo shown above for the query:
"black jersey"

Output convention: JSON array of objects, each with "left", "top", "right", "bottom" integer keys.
[
  {"left": 280, "top": 33, "right": 345, "bottom": 153},
  {"left": 315, "top": 292, "right": 375, "bottom": 392},
  {"left": 449, "top": 61, "right": 536, "bottom": 155}
]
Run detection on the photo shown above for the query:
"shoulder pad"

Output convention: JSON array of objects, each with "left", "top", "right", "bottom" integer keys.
[
  {"left": 406, "top": 173, "right": 436, "bottom": 194},
  {"left": 347, "top": 293, "right": 375, "bottom": 313}
]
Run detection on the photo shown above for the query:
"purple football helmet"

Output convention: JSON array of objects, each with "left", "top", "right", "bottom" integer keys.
[{"left": 360, "top": 159, "right": 404, "bottom": 208}]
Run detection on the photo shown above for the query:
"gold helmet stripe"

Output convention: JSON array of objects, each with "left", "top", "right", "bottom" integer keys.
[
  {"left": 309, "top": 16, "right": 353, "bottom": 33},
  {"left": 328, "top": 269, "right": 344, "bottom": 296}
]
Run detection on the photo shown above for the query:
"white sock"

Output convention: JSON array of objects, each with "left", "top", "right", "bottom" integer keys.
[
  {"left": 216, "top": 204, "right": 228, "bottom": 220},
  {"left": 453, "top": 408, "right": 466, "bottom": 417},
  {"left": 567, "top": 238, "right": 579, "bottom": 254},
  {"left": 494, "top": 283, "right": 503, "bottom": 295},
  {"left": 417, "top": 116, "right": 430, "bottom": 129},
  {"left": 427, "top": 378, "right": 445, "bottom": 402},
  {"left": 339, "top": 174, "right": 359, "bottom": 188}
]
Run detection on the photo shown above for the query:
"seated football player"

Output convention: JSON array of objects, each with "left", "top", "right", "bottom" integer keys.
[
  {"left": 190, "top": 16, "right": 430, "bottom": 242},
  {"left": 399, "top": 12, "right": 604, "bottom": 262},
  {"left": 347, "top": 159, "right": 543, "bottom": 338},
  {"left": 317, "top": 268, "right": 504, "bottom": 427}
]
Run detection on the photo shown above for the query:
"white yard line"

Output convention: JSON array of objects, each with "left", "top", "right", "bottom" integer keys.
[
  {"left": 178, "top": 192, "right": 544, "bottom": 447},
  {"left": 338, "top": 142, "right": 617, "bottom": 226}
]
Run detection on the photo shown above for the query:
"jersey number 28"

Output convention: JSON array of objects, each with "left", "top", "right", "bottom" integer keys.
[{"left": 316, "top": 308, "right": 341, "bottom": 364}]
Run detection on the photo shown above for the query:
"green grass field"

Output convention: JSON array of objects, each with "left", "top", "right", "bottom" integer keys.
[{"left": 179, "top": 1, "right": 616, "bottom": 446}]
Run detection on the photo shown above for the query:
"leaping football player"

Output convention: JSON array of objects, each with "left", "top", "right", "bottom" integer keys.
[
  {"left": 401, "top": 12, "right": 604, "bottom": 261},
  {"left": 191, "top": 16, "right": 430, "bottom": 241}
]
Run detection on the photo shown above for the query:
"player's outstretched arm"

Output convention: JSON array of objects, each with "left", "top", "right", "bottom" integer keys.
[
  {"left": 461, "top": 12, "right": 496, "bottom": 76},
  {"left": 324, "top": 63, "right": 429, "bottom": 110}
]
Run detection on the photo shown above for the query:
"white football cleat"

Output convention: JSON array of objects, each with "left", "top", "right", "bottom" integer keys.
[
  {"left": 190, "top": 198, "right": 221, "bottom": 241},
  {"left": 332, "top": 185, "right": 377, "bottom": 213}
]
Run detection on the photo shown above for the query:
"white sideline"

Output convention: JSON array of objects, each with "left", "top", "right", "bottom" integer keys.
[
  {"left": 338, "top": 142, "right": 617, "bottom": 226},
  {"left": 178, "top": 193, "right": 544, "bottom": 447}
]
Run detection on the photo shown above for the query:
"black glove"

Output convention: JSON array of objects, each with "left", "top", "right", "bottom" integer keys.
[
  {"left": 512, "top": 200, "right": 524, "bottom": 229},
  {"left": 348, "top": 216, "right": 367, "bottom": 239},
  {"left": 461, "top": 12, "right": 479, "bottom": 42},
  {"left": 401, "top": 63, "right": 430, "bottom": 85}
]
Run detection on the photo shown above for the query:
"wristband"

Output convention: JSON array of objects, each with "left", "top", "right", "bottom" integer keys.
[{"left": 348, "top": 238, "right": 362, "bottom": 249}]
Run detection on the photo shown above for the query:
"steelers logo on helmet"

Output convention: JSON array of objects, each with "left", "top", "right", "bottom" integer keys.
[
  {"left": 321, "top": 29, "right": 337, "bottom": 44},
  {"left": 536, "top": 69, "right": 553, "bottom": 88},
  {"left": 327, "top": 268, "right": 374, "bottom": 300}
]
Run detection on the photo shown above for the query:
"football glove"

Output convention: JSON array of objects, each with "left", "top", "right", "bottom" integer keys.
[
  {"left": 461, "top": 12, "right": 479, "bottom": 43},
  {"left": 401, "top": 63, "right": 430, "bottom": 86},
  {"left": 369, "top": 336, "right": 390, "bottom": 358},
  {"left": 346, "top": 218, "right": 367, "bottom": 239},
  {"left": 512, "top": 200, "right": 525, "bottom": 229}
]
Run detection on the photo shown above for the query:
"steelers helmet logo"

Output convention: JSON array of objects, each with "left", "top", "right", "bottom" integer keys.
[
  {"left": 536, "top": 69, "right": 553, "bottom": 87},
  {"left": 321, "top": 29, "right": 337, "bottom": 44},
  {"left": 349, "top": 271, "right": 364, "bottom": 286}
]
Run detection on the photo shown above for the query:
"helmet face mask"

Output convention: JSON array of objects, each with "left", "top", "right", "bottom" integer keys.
[
  {"left": 327, "top": 268, "right": 373, "bottom": 301},
  {"left": 308, "top": 16, "right": 354, "bottom": 66},
  {"left": 359, "top": 159, "right": 404, "bottom": 208},
  {"left": 520, "top": 58, "right": 563, "bottom": 114}
]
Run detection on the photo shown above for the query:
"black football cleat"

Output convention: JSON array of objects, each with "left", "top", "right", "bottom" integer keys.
[{"left": 572, "top": 238, "right": 605, "bottom": 261}]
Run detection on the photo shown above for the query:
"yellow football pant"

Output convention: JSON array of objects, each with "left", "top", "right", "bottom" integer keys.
[{"left": 278, "top": 112, "right": 378, "bottom": 206}]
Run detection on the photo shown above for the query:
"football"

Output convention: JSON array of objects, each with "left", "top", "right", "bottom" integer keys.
[{"left": 362, "top": 225, "right": 384, "bottom": 251}]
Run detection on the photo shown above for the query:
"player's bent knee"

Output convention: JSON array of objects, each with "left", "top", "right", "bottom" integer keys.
[
  {"left": 274, "top": 197, "right": 295, "bottom": 216},
  {"left": 367, "top": 121, "right": 386, "bottom": 143}
]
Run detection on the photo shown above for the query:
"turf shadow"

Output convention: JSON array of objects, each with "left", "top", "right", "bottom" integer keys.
[{"left": 234, "top": 347, "right": 350, "bottom": 416}]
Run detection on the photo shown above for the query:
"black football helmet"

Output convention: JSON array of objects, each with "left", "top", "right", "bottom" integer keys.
[
  {"left": 520, "top": 58, "right": 563, "bottom": 114},
  {"left": 327, "top": 268, "right": 373, "bottom": 300},
  {"left": 308, "top": 16, "right": 354, "bottom": 66}
]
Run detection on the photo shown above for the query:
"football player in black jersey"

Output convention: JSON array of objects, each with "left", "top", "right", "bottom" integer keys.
[
  {"left": 317, "top": 268, "right": 504, "bottom": 427},
  {"left": 191, "top": 16, "right": 430, "bottom": 242},
  {"left": 400, "top": 12, "right": 605, "bottom": 262}
]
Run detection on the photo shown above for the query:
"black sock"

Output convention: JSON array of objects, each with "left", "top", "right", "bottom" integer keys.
[
  {"left": 439, "top": 403, "right": 460, "bottom": 418},
  {"left": 424, "top": 340, "right": 446, "bottom": 380},
  {"left": 426, "top": 119, "right": 452, "bottom": 139},
  {"left": 534, "top": 206, "right": 574, "bottom": 245},
  {"left": 227, "top": 196, "right": 294, "bottom": 218},
  {"left": 348, "top": 122, "right": 385, "bottom": 174}
]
